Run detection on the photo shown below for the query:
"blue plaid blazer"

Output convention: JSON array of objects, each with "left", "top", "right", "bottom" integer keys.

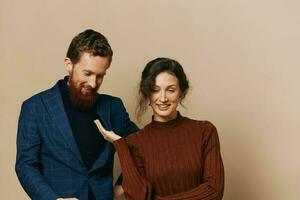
[{"left": 15, "top": 80, "right": 138, "bottom": 200}]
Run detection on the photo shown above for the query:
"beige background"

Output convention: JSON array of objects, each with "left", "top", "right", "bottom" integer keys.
[{"left": 1, "top": 0, "right": 300, "bottom": 199}]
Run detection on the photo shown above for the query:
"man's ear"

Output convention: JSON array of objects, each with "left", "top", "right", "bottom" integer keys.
[{"left": 64, "top": 57, "right": 73, "bottom": 73}]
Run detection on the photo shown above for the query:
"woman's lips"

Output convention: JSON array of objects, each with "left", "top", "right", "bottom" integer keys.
[{"left": 157, "top": 104, "right": 170, "bottom": 111}]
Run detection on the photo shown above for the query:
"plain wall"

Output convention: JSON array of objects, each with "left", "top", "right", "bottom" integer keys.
[{"left": 1, "top": 0, "right": 299, "bottom": 199}]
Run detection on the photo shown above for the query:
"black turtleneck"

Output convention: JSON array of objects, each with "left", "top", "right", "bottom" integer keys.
[{"left": 58, "top": 77, "right": 106, "bottom": 170}]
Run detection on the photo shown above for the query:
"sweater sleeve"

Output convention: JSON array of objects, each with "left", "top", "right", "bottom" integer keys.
[
  {"left": 154, "top": 124, "right": 224, "bottom": 200},
  {"left": 113, "top": 138, "right": 153, "bottom": 200}
]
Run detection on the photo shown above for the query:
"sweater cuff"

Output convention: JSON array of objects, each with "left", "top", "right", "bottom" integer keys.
[{"left": 112, "top": 137, "right": 126, "bottom": 149}]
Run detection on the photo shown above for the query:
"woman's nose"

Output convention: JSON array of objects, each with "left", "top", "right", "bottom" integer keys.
[{"left": 159, "top": 92, "right": 168, "bottom": 102}]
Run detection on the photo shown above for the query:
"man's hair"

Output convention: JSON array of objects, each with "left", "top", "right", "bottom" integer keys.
[{"left": 66, "top": 29, "right": 113, "bottom": 64}]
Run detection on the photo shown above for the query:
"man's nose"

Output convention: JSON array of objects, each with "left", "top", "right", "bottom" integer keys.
[{"left": 88, "top": 76, "right": 97, "bottom": 88}]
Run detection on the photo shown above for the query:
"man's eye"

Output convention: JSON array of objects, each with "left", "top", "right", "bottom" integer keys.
[
  {"left": 97, "top": 75, "right": 104, "bottom": 79},
  {"left": 84, "top": 72, "right": 90, "bottom": 76}
]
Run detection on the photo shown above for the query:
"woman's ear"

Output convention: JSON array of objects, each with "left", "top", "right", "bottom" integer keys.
[
  {"left": 64, "top": 57, "right": 73, "bottom": 73},
  {"left": 179, "top": 91, "right": 186, "bottom": 103}
]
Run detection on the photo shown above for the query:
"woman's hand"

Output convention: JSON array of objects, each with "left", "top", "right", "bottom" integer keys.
[
  {"left": 94, "top": 119, "right": 122, "bottom": 142},
  {"left": 114, "top": 185, "right": 125, "bottom": 199}
]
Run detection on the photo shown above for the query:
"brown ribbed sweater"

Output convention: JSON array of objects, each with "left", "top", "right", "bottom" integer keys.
[{"left": 113, "top": 113, "right": 224, "bottom": 200}]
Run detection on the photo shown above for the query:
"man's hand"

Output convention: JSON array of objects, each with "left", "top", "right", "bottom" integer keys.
[{"left": 94, "top": 119, "right": 122, "bottom": 142}]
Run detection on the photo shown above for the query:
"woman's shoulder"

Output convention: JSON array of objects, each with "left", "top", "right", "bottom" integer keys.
[
  {"left": 183, "top": 116, "right": 216, "bottom": 130},
  {"left": 124, "top": 122, "right": 161, "bottom": 145},
  {"left": 182, "top": 116, "right": 219, "bottom": 140},
  {"left": 125, "top": 128, "right": 147, "bottom": 144}
]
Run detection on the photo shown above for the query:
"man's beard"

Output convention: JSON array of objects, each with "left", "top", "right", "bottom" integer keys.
[{"left": 68, "top": 76, "right": 98, "bottom": 110}]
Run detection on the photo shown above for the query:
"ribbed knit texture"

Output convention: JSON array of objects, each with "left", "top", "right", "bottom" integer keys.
[{"left": 113, "top": 113, "right": 224, "bottom": 200}]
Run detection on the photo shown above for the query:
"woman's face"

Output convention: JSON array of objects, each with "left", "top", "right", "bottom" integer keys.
[{"left": 150, "top": 72, "right": 181, "bottom": 122}]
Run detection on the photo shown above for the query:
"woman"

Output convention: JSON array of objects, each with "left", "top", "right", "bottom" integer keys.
[{"left": 94, "top": 58, "right": 224, "bottom": 200}]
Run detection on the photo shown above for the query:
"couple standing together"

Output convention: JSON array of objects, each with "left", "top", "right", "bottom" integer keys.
[{"left": 16, "top": 29, "right": 224, "bottom": 200}]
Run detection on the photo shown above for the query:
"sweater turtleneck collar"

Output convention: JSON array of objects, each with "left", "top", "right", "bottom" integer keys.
[{"left": 149, "top": 111, "right": 185, "bottom": 130}]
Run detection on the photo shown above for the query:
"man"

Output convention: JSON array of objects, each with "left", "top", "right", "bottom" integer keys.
[{"left": 15, "top": 29, "right": 138, "bottom": 200}]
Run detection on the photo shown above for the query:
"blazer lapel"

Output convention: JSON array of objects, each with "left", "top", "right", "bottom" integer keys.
[
  {"left": 96, "top": 95, "right": 111, "bottom": 130},
  {"left": 89, "top": 95, "right": 112, "bottom": 172},
  {"left": 42, "top": 83, "right": 86, "bottom": 168}
]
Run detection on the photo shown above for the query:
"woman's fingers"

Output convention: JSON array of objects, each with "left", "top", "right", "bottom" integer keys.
[
  {"left": 94, "top": 119, "right": 106, "bottom": 135},
  {"left": 94, "top": 119, "right": 113, "bottom": 140},
  {"left": 94, "top": 119, "right": 110, "bottom": 140},
  {"left": 94, "top": 119, "right": 121, "bottom": 142}
]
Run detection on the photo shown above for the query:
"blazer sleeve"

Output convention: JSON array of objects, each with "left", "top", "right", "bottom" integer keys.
[
  {"left": 116, "top": 98, "right": 139, "bottom": 137},
  {"left": 15, "top": 101, "right": 57, "bottom": 200},
  {"left": 111, "top": 97, "right": 139, "bottom": 186}
]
